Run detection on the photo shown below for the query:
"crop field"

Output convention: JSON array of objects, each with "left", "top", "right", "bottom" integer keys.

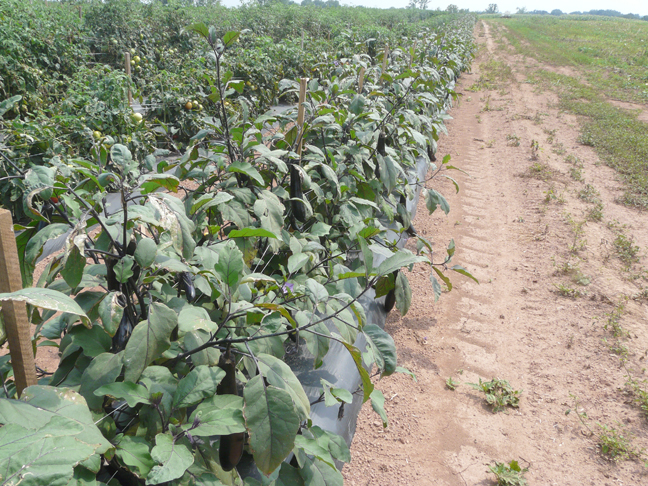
[
  {"left": 492, "top": 15, "right": 648, "bottom": 208},
  {"left": 4, "top": 3, "right": 647, "bottom": 484},
  {"left": 0, "top": 1, "right": 477, "bottom": 485}
]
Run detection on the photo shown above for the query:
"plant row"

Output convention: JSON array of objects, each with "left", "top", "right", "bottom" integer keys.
[{"left": 0, "top": 8, "right": 476, "bottom": 486}]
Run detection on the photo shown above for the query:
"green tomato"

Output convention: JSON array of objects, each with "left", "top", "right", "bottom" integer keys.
[
  {"left": 134, "top": 55, "right": 141, "bottom": 63},
  {"left": 132, "top": 113, "right": 143, "bottom": 123},
  {"left": 93, "top": 130, "right": 102, "bottom": 139}
]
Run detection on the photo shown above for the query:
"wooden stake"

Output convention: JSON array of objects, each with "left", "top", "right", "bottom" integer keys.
[
  {"left": 409, "top": 40, "right": 417, "bottom": 68},
  {"left": 358, "top": 67, "right": 366, "bottom": 93},
  {"left": 301, "top": 31, "right": 305, "bottom": 50},
  {"left": 0, "top": 209, "right": 37, "bottom": 397},
  {"left": 297, "top": 77, "right": 308, "bottom": 157},
  {"left": 78, "top": 5, "right": 82, "bottom": 21},
  {"left": 124, "top": 52, "right": 132, "bottom": 106},
  {"left": 381, "top": 44, "right": 389, "bottom": 75}
]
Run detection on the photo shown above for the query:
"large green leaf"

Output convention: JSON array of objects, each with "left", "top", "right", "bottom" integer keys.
[
  {"left": 298, "top": 456, "right": 343, "bottom": 486},
  {"left": 376, "top": 250, "right": 427, "bottom": 277},
  {"left": 228, "top": 160, "right": 263, "bottom": 185},
  {"left": 0, "top": 288, "right": 91, "bottom": 327},
  {"left": 339, "top": 342, "right": 373, "bottom": 403},
  {"left": 0, "top": 386, "right": 112, "bottom": 486},
  {"left": 0, "top": 420, "right": 96, "bottom": 486},
  {"left": 274, "top": 463, "right": 305, "bottom": 486},
  {"left": 301, "top": 320, "right": 330, "bottom": 369},
  {"left": 256, "top": 354, "right": 310, "bottom": 421},
  {"left": 98, "top": 292, "right": 124, "bottom": 337},
  {"left": 228, "top": 228, "right": 277, "bottom": 239},
  {"left": 61, "top": 245, "right": 86, "bottom": 290},
  {"left": 187, "top": 396, "right": 246, "bottom": 437},
  {"left": 172, "top": 365, "right": 225, "bottom": 409},
  {"left": 186, "top": 22, "right": 209, "bottom": 40},
  {"left": 243, "top": 375, "right": 300, "bottom": 475},
  {"left": 394, "top": 271, "right": 412, "bottom": 316},
  {"left": 214, "top": 240, "right": 245, "bottom": 293},
  {"left": 363, "top": 324, "right": 397, "bottom": 377},
  {"left": 115, "top": 435, "right": 155, "bottom": 479},
  {"left": 134, "top": 238, "right": 158, "bottom": 268},
  {"left": 94, "top": 381, "right": 151, "bottom": 407},
  {"left": 123, "top": 303, "right": 177, "bottom": 382},
  {"left": 370, "top": 389, "right": 388, "bottom": 427},
  {"left": 0, "top": 95, "right": 21, "bottom": 117},
  {"left": 24, "top": 223, "right": 69, "bottom": 265},
  {"left": 110, "top": 144, "right": 134, "bottom": 173},
  {"left": 146, "top": 433, "right": 194, "bottom": 485},
  {"left": 253, "top": 191, "right": 285, "bottom": 251},
  {"left": 287, "top": 253, "right": 310, "bottom": 274},
  {"left": 223, "top": 31, "right": 241, "bottom": 47},
  {"left": 78, "top": 352, "right": 124, "bottom": 410},
  {"left": 425, "top": 188, "right": 450, "bottom": 215}
]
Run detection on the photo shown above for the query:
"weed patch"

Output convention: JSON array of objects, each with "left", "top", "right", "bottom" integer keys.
[
  {"left": 488, "top": 460, "right": 528, "bottom": 486},
  {"left": 467, "top": 378, "right": 521, "bottom": 413}
]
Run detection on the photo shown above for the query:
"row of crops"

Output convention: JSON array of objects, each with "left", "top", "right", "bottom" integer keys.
[{"left": 0, "top": 1, "right": 476, "bottom": 485}]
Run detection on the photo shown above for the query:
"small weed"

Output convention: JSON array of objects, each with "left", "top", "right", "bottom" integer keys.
[
  {"left": 552, "top": 142, "right": 566, "bottom": 155},
  {"left": 567, "top": 395, "right": 647, "bottom": 464},
  {"left": 574, "top": 272, "right": 591, "bottom": 286},
  {"left": 476, "top": 114, "right": 482, "bottom": 123},
  {"left": 625, "top": 373, "right": 648, "bottom": 420},
  {"left": 579, "top": 184, "right": 600, "bottom": 203},
  {"left": 607, "top": 339, "right": 629, "bottom": 357},
  {"left": 569, "top": 165, "right": 583, "bottom": 181},
  {"left": 598, "top": 423, "right": 640, "bottom": 462},
  {"left": 632, "top": 288, "right": 648, "bottom": 302},
  {"left": 486, "top": 139, "right": 496, "bottom": 148},
  {"left": 553, "top": 258, "right": 580, "bottom": 276},
  {"left": 533, "top": 111, "right": 546, "bottom": 125},
  {"left": 544, "top": 184, "right": 566, "bottom": 204},
  {"left": 565, "top": 154, "right": 579, "bottom": 165},
  {"left": 530, "top": 139, "right": 540, "bottom": 160},
  {"left": 524, "top": 162, "right": 553, "bottom": 181},
  {"left": 506, "top": 134, "right": 521, "bottom": 147},
  {"left": 553, "top": 282, "right": 585, "bottom": 298},
  {"left": 544, "top": 128, "right": 556, "bottom": 144},
  {"left": 587, "top": 201, "right": 604, "bottom": 222},
  {"left": 446, "top": 377, "right": 460, "bottom": 390},
  {"left": 468, "top": 58, "right": 513, "bottom": 91},
  {"left": 564, "top": 213, "right": 587, "bottom": 254},
  {"left": 604, "top": 301, "right": 627, "bottom": 338},
  {"left": 482, "top": 94, "right": 493, "bottom": 112},
  {"left": 488, "top": 460, "right": 528, "bottom": 486},
  {"left": 614, "top": 233, "right": 641, "bottom": 267},
  {"left": 467, "top": 378, "right": 521, "bottom": 413}
]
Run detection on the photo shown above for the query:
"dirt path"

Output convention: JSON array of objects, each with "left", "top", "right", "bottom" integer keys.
[{"left": 343, "top": 21, "right": 648, "bottom": 486}]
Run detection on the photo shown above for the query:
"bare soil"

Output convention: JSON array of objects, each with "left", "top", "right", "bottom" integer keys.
[{"left": 343, "top": 21, "right": 648, "bottom": 486}]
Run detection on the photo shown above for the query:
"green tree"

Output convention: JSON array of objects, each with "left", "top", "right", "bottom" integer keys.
[{"left": 485, "top": 3, "right": 498, "bottom": 13}]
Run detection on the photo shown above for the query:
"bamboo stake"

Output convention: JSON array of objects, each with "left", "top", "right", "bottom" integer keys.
[
  {"left": 297, "top": 78, "right": 308, "bottom": 157},
  {"left": 125, "top": 52, "right": 132, "bottom": 106},
  {"left": 409, "top": 40, "right": 417, "bottom": 68},
  {"left": 0, "top": 209, "right": 37, "bottom": 397},
  {"left": 301, "top": 31, "right": 305, "bottom": 50},
  {"left": 358, "top": 67, "right": 366, "bottom": 93},
  {"left": 381, "top": 44, "right": 389, "bottom": 80}
]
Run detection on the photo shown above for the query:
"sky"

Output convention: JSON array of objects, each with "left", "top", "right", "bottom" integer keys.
[{"left": 221, "top": 0, "right": 648, "bottom": 16}]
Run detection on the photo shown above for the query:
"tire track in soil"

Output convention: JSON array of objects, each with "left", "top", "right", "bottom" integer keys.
[{"left": 343, "top": 21, "right": 648, "bottom": 486}]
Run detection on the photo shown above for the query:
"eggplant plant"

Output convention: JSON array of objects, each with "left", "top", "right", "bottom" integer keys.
[{"left": 0, "top": 16, "right": 476, "bottom": 486}]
